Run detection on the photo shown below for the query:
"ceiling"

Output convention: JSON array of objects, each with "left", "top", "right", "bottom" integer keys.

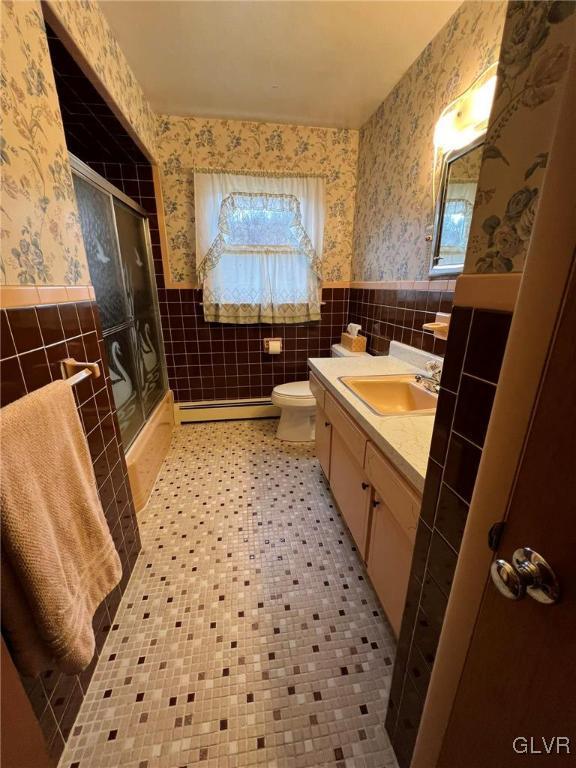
[{"left": 101, "top": 0, "right": 461, "bottom": 129}]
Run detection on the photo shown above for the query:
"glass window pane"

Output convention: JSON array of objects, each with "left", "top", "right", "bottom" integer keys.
[
  {"left": 105, "top": 327, "right": 145, "bottom": 449},
  {"left": 135, "top": 311, "right": 164, "bottom": 417},
  {"left": 113, "top": 201, "right": 156, "bottom": 317},
  {"left": 73, "top": 175, "right": 129, "bottom": 330}
]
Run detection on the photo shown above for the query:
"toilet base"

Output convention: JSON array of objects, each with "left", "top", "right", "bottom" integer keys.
[{"left": 275, "top": 406, "right": 316, "bottom": 442}]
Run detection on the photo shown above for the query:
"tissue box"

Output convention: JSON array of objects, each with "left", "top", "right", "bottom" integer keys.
[{"left": 341, "top": 332, "right": 367, "bottom": 353}]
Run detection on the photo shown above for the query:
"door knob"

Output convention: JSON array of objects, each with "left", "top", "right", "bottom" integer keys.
[{"left": 490, "top": 547, "right": 560, "bottom": 604}]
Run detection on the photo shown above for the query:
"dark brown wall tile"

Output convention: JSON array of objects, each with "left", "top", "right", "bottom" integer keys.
[
  {"left": 420, "top": 458, "right": 442, "bottom": 527},
  {"left": 0, "top": 298, "right": 141, "bottom": 759},
  {"left": 0, "top": 357, "right": 26, "bottom": 407},
  {"left": 429, "top": 388, "right": 456, "bottom": 465},
  {"left": 389, "top": 306, "right": 512, "bottom": 767},
  {"left": 439, "top": 306, "right": 472, "bottom": 393},
  {"left": 464, "top": 310, "right": 512, "bottom": 384},
  {"left": 6, "top": 307, "right": 43, "bottom": 353},
  {"left": 434, "top": 484, "right": 469, "bottom": 552},
  {"left": 426, "top": 531, "right": 458, "bottom": 598},
  {"left": 444, "top": 432, "right": 481, "bottom": 503},
  {"left": 1, "top": 309, "right": 17, "bottom": 358},
  {"left": 348, "top": 286, "right": 453, "bottom": 360},
  {"left": 36, "top": 305, "right": 65, "bottom": 346},
  {"left": 453, "top": 374, "right": 496, "bottom": 447}
]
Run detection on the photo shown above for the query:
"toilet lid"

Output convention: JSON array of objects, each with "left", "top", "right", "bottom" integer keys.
[{"left": 273, "top": 381, "right": 313, "bottom": 398}]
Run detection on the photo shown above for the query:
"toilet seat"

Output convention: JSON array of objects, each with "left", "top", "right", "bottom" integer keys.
[{"left": 271, "top": 381, "right": 315, "bottom": 407}]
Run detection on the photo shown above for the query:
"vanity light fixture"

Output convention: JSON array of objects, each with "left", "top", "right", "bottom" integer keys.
[
  {"left": 433, "top": 63, "right": 498, "bottom": 154},
  {"left": 432, "top": 62, "right": 498, "bottom": 206}
]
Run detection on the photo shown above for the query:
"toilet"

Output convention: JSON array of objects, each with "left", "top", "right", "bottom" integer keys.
[{"left": 271, "top": 343, "right": 371, "bottom": 441}]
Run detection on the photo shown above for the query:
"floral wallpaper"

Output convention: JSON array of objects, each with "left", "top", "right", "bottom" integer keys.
[
  {"left": 352, "top": 0, "right": 506, "bottom": 282},
  {"left": 47, "top": 0, "right": 156, "bottom": 160},
  {"left": 465, "top": 1, "right": 575, "bottom": 273},
  {"left": 156, "top": 117, "right": 358, "bottom": 285},
  {"left": 0, "top": 0, "right": 87, "bottom": 285}
]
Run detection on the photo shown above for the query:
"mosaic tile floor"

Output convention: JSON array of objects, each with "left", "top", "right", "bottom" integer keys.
[{"left": 59, "top": 420, "right": 399, "bottom": 768}]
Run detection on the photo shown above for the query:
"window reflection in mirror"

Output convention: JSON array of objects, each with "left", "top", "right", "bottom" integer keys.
[{"left": 430, "top": 140, "right": 483, "bottom": 275}]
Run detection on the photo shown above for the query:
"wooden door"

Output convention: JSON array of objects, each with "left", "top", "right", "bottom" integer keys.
[
  {"left": 438, "top": 256, "right": 576, "bottom": 767},
  {"left": 330, "top": 428, "right": 371, "bottom": 559},
  {"left": 315, "top": 405, "right": 332, "bottom": 480},
  {"left": 367, "top": 492, "right": 413, "bottom": 637}
]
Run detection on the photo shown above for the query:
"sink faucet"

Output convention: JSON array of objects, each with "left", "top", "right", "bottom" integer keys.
[{"left": 415, "top": 360, "right": 442, "bottom": 394}]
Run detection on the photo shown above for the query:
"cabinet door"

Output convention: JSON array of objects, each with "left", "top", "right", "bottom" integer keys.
[
  {"left": 330, "top": 428, "right": 371, "bottom": 559},
  {"left": 316, "top": 405, "right": 332, "bottom": 480},
  {"left": 367, "top": 493, "right": 412, "bottom": 637}
]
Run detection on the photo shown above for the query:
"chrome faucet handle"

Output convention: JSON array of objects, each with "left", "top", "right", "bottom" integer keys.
[{"left": 425, "top": 359, "right": 442, "bottom": 381}]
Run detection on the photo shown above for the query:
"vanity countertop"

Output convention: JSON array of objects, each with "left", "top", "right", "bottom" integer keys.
[{"left": 308, "top": 355, "right": 435, "bottom": 493}]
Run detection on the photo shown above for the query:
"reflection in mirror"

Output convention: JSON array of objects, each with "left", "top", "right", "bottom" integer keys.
[{"left": 431, "top": 140, "right": 483, "bottom": 275}]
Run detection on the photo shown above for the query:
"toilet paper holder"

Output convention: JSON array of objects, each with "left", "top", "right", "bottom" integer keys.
[{"left": 264, "top": 337, "right": 283, "bottom": 353}]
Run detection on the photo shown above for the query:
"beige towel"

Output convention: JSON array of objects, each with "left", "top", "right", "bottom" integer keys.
[{"left": 1, "top": 380, "right": 122, "bottom": 676}]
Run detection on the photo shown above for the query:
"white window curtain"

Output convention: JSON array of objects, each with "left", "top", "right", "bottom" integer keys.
[{"left": 194, "top": 172, "right": 325, "bottom": 324}]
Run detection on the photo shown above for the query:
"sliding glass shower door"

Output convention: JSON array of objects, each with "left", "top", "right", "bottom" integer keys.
[{"left": 71, "top": 156, "right": 166, "bottom": 450}]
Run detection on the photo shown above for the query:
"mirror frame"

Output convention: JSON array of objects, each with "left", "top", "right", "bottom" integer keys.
[{"left": 429, "top": 135, "right": 484, "bottom": 277}]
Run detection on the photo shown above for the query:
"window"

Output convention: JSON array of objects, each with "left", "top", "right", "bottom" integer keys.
[{"left": 194, "top": 172, "right": 325, "bottom": 323}]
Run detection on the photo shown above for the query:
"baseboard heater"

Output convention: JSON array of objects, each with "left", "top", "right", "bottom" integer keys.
[{"left": 175, "top": 397, "right": 280, "bottom": 424}]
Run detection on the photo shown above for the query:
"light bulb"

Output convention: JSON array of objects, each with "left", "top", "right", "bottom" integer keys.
[
  {"left": 470, "top": 75, "right": 497, "bottom": 126},
  {"left": 434, "top": 110, "right": 460, "bottom": 152}
]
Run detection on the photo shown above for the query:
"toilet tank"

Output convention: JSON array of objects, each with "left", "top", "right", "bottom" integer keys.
[{"left": 330, "top": 344, "right": 371, "bottom": 358}]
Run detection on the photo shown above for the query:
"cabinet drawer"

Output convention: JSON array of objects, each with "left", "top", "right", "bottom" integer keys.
[
  {"left": 325, "top": 392, "right": 367, "bottom": 465},
  {"left": 364, "top": 442, "right": 420, "bottom": 542},
  {"left": 309, "top": 372, "right": 325, "bottom": 409}
]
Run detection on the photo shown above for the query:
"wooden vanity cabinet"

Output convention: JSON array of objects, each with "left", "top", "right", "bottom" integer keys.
[
  {"left": 367, "top": 491, "right": 414, "bottom": 637},
  {"left": 310, "top": 371, "right": 423, "bottom": 634},
  {"left": 330, "top": 428, "right": 372, "bottom": 559},
  {"left": 315, "top": 405, "right": 332, "bottom": 480}
]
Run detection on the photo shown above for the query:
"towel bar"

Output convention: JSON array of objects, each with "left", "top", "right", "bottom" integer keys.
[{"left": 60, "top": 358, "right": 101, "bottom": 386}]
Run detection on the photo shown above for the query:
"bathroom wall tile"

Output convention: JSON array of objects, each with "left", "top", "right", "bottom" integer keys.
[
  {"left": 412, "top": 608, "right": 442, "bottom": 668},
  {"left": 19, "top": 348, "right": 53, "bottom": 391},
  {"left": 388, "top": 306, "right": 512, "bottom": 766},
  {"left": 444, "top": 432, "right": 482, "bottom": 504},
  {"left": 392, "top": 676, "right": 424, "bottom": 768},
  {"left": 58, "top": 303, "right": 81, "bottom": 338},
  {"left": 0, "top": 309, "right": 17, "bottom": 359},
  {"left": 410, "top": 520, "right": 433, "bottom": 584},
  {"left": 419, "top": 458, "right": 442, "bottom": 527},
  {"left": 36, "top": 304, "right": 65, "bottom": 347},
  {"left": 419, "top": 574, "right": 449, "bottom": 636},
  {"left": 39, "top": 703, "right": 61, "bottom": 757},
  {"left": 439, "top": 306, "right": 472, "bottom": 393},
  {"left": 464, "top": 310, "right": 512, "bottom": 384},
  {"left": 407, "top": 643, "right": 432, "bottom": 700},
  {"left": 0, "top": 298, "right": 141, "bottom": 761},
  {"left": 434, "top": 483, "right": 470, "bottom": 553},
  {"left": 426, "top": 532, "right": 458, "bottom": 599},
  {"left": 453, "top": 373, "right": 496, "bottom": 447},
  {"left": 429, "top": 388, "right": 456, "bottom": 465},
  {"left": 0, "top": 357, "right": 26, "bottom": 407},
  {"left": 347, "top": 285, "right": 452, "bottom": 361},
  {"left": 6, "top": 307, "right": 43, "bottom": 354}
]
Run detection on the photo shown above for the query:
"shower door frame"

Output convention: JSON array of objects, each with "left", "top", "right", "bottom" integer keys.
[{"left": 70, "top": 153, "right": 168, "bottom": 449}]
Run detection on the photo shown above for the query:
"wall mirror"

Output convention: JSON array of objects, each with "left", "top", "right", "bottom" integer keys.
[{"left": 430, "top": 137, "right": 483, "bottom": 276}]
